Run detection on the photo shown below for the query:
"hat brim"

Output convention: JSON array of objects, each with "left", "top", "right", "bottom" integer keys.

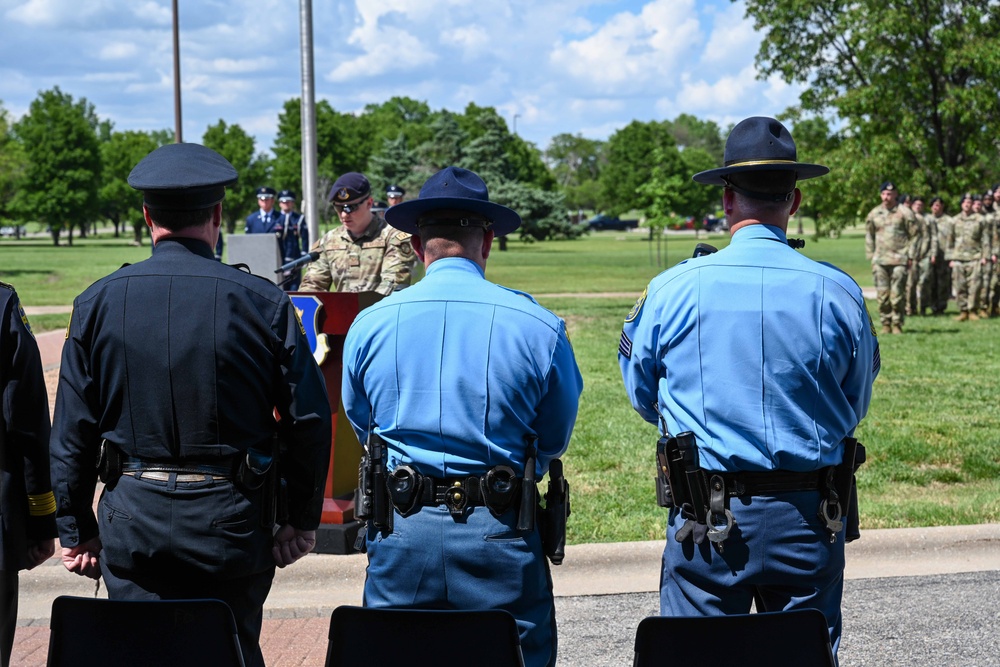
[
  {"left": 693, "top": 161, "right": 829, "bottom": 185},
  {"left": 384, "top": 196, "right": 522, "bottom": 236}
]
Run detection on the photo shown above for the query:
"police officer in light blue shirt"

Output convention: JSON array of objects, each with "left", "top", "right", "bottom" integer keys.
[
  {"left": 342, "top": 166, "right": 583, "bottom": 667},
  {"left": 619, "top": 117, "right": 879, "bottom": 661}
]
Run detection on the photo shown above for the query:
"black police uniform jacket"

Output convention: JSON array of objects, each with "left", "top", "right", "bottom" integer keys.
[
  {"left": 49, "top": 238, "right": 331, "bottom": 578},
  {"left": 1, "top": 284, "right": 56, "bottom": 573}
]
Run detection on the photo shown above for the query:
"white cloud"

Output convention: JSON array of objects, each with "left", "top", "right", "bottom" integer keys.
[
  {"left": 444, "top": 25, "right": 491, "bottom": 58},
  {"left": 6, "top": 0, "right": 116, "bottom": 27},
  {"left": 700, "top": 1, "right": 760, "bottom": 66},
  {"left": 210, "top": 57, "right": 276, "bottom": 75},
  {"left": 99, "top": 42, "right": 138, "bottom": 60},
  {"left": 129, "top": 0, "right": 171, "bottom": 25},
  {"left": 327, "top": 29, "right": 437, "bottom": 81},
  {"left": 675, "top": 64, "right": 760, "bottom": 112},
  {"left": 549, "top": 0, "right": 703, "bottom": 95},
  {"left": 81, "top": 71, "right": 139, "bottom": 83}
]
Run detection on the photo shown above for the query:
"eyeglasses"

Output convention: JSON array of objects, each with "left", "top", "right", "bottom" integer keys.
[{"left": 333, "top": 201, "right": 365, "bottom": 214}]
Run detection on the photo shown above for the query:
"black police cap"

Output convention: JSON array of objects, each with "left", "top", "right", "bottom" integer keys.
[
  {"left": 386, "top": 184, "right": 405, "bottom": 198},
  {"left": 329, "top": 172, "right": 371, "bottom": 203},
  {"left": 128, "top": 143, "right": 238, "bottom": 211},
  {"left": 278, "top": 189, "right": 296, "bottom": 202},
  {"left": 256, "top": 186, "right": 276, "bottom": 199}
]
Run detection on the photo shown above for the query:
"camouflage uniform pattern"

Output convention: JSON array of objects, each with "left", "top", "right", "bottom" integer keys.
[
  {"left": 930, "top": 213, "right": 952, "bottom": 314},
  {"left": 946, "top": 211, "right": 986, "bottom": 314},
  {"left": 299, "top": 215, "right": 417, "bottom": 296},
  {"left": 866, "top": 202, "right": 918, "bottom": 328},
  {"left": 981, "top": 209, "right": 999, "bottom": 315},
  {"left": 907, "top": 211, "right": 938, "bottom": 315}
]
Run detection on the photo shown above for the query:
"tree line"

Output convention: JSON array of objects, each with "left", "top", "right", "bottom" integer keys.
[
  {"left": 1, "top": 0, "right": 998, "bottom": 247},
  {"left": 0, "top": 89, "right": 731, "bottom": 247}
]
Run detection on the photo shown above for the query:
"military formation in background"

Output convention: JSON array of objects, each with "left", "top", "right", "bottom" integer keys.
[{"left": 866, "top": 182, "right": 999, "bottom": 333}]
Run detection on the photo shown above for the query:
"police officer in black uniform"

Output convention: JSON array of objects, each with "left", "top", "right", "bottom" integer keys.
[
  {"left": 1, "top": 283, "right": 56, "bottom": 667},
  {"left": 49, "top": 143, "right": 332, "bottom": 667}
]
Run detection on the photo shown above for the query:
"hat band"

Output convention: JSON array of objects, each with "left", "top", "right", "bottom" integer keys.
[
  {"left": 723, "top": 159, "right": 798, "bottom": 168},
  {"left": 724, "top": 181, "right": 794, "bottom": 203},
  {"left": 417, "top": 216, "right": 493, "bottom": 230}
]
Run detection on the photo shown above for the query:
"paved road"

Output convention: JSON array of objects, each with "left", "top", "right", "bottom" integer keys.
[{"left": 14, "top": 524, "right": 1000, "bottom": 666}]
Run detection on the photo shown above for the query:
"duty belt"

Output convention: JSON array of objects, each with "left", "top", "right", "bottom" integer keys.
[
  {"left": 388, "top": 465, "right": 522, "bottom": 519},
  {"left": 711, "top": 468, "right": 828, "bottom": 497}
]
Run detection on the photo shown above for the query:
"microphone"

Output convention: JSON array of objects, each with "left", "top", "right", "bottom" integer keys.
[{"left": 276, "top": 251, "right": 320, "bottom": 273}]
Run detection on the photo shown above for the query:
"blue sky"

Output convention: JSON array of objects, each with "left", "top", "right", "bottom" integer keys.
[{"left": 0, "top": 0, "right": 804, "bottom": 156}]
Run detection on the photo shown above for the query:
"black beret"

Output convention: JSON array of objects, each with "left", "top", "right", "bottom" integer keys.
[
  {"left": 328, "top": 172, "right": 371, "bottom": 203},
  {"left": 880, "top": 181, "right": 896, "bottom": 192},
  {"left": 128, "top": 143, "right": 238, "bottom": 211}
]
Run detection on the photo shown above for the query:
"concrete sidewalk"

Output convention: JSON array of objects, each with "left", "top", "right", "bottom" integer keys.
[{"left": 13, "top": 524, "right": 1000, "bottom": 666}]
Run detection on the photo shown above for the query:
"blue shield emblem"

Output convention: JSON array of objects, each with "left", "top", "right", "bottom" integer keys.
[{"left": 290, "top": 294, "right": 330, "bottom": 365}]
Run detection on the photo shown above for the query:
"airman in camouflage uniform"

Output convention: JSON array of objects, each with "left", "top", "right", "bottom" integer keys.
[
  {"left": 300, "top": 172, "right": 417, "bottom": 296},
  {"left": 907, "top": 196, "right": 937, "bottom": 316},
  {"left": 981, "top": 189, "right": 999, "bottom": 317},
  {"left": 928, "top": 197, "right": 952, "bottom": 315},
  {"left": 866, "top": 182, "right": 918, "bottom": 334},
  {"left": 946, "top": 193, "right": 987, "bottom": 321}
]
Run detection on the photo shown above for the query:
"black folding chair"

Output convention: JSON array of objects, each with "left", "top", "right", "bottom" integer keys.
[
  {"left": 633, "top": 609, "right": 836, "bottom": 667},
  {"left": 46, "top": 596, "right": 245, "bottom": 667},
  {"left": 325, "top": 605, "right": 525, "bottom": 667}
]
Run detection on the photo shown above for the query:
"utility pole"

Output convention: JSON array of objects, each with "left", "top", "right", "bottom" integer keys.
[
  {"left": 172, "top": 0, "right": 182, "bottom": 143},
  {"left": 299, "top": 0, "right": 319, "bottom": 247}
]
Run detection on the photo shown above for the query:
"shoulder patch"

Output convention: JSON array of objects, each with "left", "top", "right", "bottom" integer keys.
[
  {"left": 293, "top": 303, "right": 307, "bottom": 336},
  {"left": 17, "top": 300, "right": 34, "bottom": 337},
  {"left": 625, "top": 287, "right": 647, "bottom": 323},
  {"left": 394, "top": 231, "right": 410, "bottom": 242}
]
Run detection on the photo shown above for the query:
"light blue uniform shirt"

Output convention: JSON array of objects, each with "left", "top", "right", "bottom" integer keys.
[
  {"left": 619, "top": 224, "right": 879, "bottom": 472},
  {"left": 343, "top": 257, "right": 583, "bottom": 477}
]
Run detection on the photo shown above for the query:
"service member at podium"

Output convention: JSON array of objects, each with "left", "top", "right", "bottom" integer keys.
[{"left": 299, "top": 172, "right": 417, "bottom": 295}]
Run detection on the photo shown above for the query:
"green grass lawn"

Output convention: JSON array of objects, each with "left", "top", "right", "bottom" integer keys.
[{"left": 3, "top": 225, "right": 997, "bottom": 542}]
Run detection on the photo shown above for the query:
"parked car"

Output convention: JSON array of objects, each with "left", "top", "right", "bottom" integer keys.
[
  {"left": 587, "top": 214, "right": 639, "bottom": 231},
  {"left": 0, "top": 225, "right": 26, "bottom": 237}
]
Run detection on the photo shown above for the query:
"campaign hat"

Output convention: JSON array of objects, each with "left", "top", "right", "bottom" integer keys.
[
  {"left": 384, "top": 166, "right": 520, "bottom": 236},
  {"left": 278, "top": 189, "right": 296, "bottom": 202},
  {"left": 328, "top": 172, "right": 371, "bottom": 203},
  {"left": 127, "top": 143, "right": 238, "bottom": 210},
  {"left": 693, "top": 116, "right": 829, "bottom": 186}
]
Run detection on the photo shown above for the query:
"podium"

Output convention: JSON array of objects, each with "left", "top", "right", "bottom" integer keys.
[{"left": 289, "top": 290, "right": 382, "bottom": 553}]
